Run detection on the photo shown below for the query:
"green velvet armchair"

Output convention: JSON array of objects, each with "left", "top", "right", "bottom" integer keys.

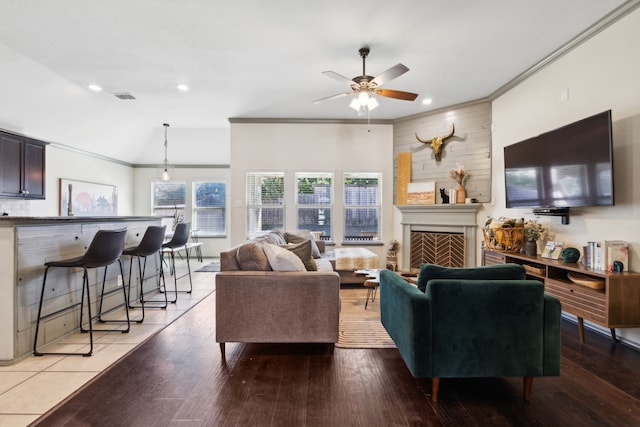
[{"left": 380, "top": 264, "right": 561, "bottom": 401}]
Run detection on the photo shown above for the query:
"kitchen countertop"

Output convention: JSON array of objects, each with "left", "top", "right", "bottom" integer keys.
[{"left": 0, "top": 216, "right": 158, "bottom": 226}]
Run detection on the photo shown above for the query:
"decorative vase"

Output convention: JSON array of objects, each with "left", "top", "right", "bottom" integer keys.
[
  {"left": 456, "top": 185, "right": 466, "bottom": 204},
  {"left": 525, "top": 240, "right": 537, "bottom": 257}
]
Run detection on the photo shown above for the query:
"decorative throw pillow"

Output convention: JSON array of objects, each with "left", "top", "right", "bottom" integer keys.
[
  {"left": 417, "top": 263, "right": 526, "bottom": 293},
  {"left": 280, "top": 240, "right": 317, "bottom": 271},
  {"left": 219, "top": 246, "right": 240, "bottom": 271},
  {"left": 235, "top": 243, "right": 271, "bottom": 271},
  {"left": 284, "top": 231, "right": 322, "bottom": 259},
  {"left": 262, "top": 243, "right": 306, "bottom": 272},
  {"left": 267, "top": 230, "right": 287, "bottom": 245}
]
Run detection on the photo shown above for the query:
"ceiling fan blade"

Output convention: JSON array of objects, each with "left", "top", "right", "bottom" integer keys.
[
  {"left": 312, "top": 92, "right": 353, "bottom": 104},
  {"left": 375, "top": 89, "right": 418, "bottom": 101},
  {"left": 321, "top": 70, "right": 356, "bottom": 84},
  {"left": 371, "top": 63, "right": 409, "bottom": 87}
]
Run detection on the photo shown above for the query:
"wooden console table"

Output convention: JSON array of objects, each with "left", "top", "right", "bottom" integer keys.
[{"left": 483, "top": 249, "right": 640, "bottom": 343}]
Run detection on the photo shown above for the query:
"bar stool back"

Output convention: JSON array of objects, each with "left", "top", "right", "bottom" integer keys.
[
  {"left": 162, "top": 222, "right": 193, "bottom": 298},
  {"left": 33, "top": 228, "right": 129, "bottom": 357},
  {"left": 123, "top": 225, "right": 167, "bottom": 322}
]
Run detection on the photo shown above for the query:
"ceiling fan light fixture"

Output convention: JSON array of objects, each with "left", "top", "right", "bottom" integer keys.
[
  {"left": 367, "top": 96, "right": 379, "bottom": 110},
  {"left": 357, "top": 91, "right": 370, "bottom": 105},
  {"left": 350, "top": 91, "right": 379, "bottom": 113},
  {"left": 317, "top": 47, "right": 417, "bottom": 113}
]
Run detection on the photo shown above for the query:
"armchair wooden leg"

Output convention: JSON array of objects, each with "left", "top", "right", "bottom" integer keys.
[
  {"left": 219, "top": 342, "right": 225, "bottom": 360},
  {"left": 431, "top": 377, "right": 440, "bottom": 402},
  {"left": 523, "top": 376, "right": 533, "bottom": 401}
]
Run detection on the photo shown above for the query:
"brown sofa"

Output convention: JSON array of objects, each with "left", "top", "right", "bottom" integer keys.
[{"left": 216, "top": 230, "right": 341, "bottom": 358}]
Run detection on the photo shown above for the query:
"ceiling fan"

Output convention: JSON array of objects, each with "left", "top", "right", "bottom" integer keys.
[{"left": 313, "top": 46, "right": 418, "bottom": 115}]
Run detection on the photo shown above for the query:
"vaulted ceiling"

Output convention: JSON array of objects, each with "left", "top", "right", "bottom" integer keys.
[{"left": 0, "top": 0, "right": 633, "bottom": 163}]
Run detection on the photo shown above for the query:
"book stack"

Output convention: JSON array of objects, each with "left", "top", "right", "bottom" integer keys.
[{"left": 583, "top": 240, "right": 629, "bottom": 271}]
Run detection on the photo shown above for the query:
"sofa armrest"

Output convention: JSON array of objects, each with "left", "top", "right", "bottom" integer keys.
[
  {"left": 216, "top": 271, "right": 341, "bottom": 344},
  {"left": 379, "top": 270, "right": 432, "bottom": 377},
  {"left": 543, "top": 293, "right": 562, "bottom": 375}
]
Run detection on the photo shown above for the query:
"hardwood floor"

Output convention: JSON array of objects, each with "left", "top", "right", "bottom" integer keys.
[{"left": 33, "top": 285, "right": 640, "bottom": 427}]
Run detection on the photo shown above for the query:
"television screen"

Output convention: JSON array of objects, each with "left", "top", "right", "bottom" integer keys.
[{"left": 504, "top": 110, "right": 613, "bottom": 209}]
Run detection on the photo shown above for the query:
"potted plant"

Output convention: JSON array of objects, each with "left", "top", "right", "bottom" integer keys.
[
  {"left": 449, "top": 163, "right": 468, "bottom": 204},
  {"left": 523, "top": 220, "right": 544, "bottom": 256}
]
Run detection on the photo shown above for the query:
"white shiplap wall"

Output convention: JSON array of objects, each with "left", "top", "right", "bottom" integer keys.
[{"left": 393, "top": 100, "right": 492, "bottom": 204}]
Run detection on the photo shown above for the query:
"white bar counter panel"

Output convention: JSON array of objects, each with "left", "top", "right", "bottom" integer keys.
[{"left": 0, "top": 216, "right": 161, "bottom": 363}]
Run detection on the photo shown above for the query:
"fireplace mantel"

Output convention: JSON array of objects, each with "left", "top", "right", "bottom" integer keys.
[{"left": 397, "top": 204, "right": 482, "bottom": 269}]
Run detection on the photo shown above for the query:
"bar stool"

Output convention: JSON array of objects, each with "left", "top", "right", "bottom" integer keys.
[
  {"left": 123, "top": 225, "right": 167, "bottom": 322},
  {"left": 33, "top": 228, "right": 129, "bottom": 357},
  {"left": 162, "top": 222, "right": 192, "bottom": 300}
]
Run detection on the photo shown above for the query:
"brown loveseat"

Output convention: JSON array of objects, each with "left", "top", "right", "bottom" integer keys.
[{"left": 216, "top": 230, "right": 341, "bottom": 358}]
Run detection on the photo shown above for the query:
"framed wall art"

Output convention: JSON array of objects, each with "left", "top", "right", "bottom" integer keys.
[
  {"left": 59, "top": 179, "right": 118, "bottom": 216},
  {"left": 406, "top": 181, "right": 435, "bottom": 204}
]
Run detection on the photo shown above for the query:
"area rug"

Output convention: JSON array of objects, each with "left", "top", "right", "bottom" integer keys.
[
  {"left": 195, "top": 261, "right": 220, "bottom": 272},
  {"left": 337, "top": 288, "right": 395, "bottom": 349}
]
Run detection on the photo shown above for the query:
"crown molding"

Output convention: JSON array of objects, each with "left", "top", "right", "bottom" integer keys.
[{"left": 490, "top": 0, "right": 640, "bottom": 100}]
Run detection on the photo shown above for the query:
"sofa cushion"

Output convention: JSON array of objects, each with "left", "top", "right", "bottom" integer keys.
[
  {"left": 262, "top": 243, "right": 306, "bottom": 272},
  {"left": 236, "top": 243, "right": 271, "bottom": 271},
  {"left": 417, "top": 263, "right": 526, "bottom": 293},
  {"left": 280, "top": 240, "right": 317, "bottom": 271},
  {"left": 315, "top": 257, "right": 334, "bottom": 272},
  {"left": 285, "top": 231, "right": 321, "bottom": 258}
]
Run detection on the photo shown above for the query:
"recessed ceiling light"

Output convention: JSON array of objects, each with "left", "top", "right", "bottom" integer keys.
[
  {"left": 422, "top": 98, "right": 433, "bottom": 105},
  {"left": 177, "top": 84, "right": 189, "bottom": 91},
  {"left": 88, "top": 84, "right": 103, "bottom": 92}
]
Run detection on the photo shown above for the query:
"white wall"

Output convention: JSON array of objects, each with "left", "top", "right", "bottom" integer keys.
[
  {"left": 229, "top": 121, "right": 394, "bottom": 264},
  {"left": 490, "top": 8, "right": 640, "bottom": 345}
]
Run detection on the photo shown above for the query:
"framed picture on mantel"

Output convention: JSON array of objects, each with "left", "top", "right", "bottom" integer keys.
[{"left": 59, "top": 179, "right": 118, "bottom": 217}]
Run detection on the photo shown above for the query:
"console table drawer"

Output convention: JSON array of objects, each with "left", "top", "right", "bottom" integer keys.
[
  {"left": 483, "top": 250, "right": 506, "bottom": 265},
  {"left": 545, "top": 279, "right": 606, "bottom": 323}
]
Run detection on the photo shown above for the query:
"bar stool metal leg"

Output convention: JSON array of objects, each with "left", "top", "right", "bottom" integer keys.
[
  {"left": 96, "top": 260, "right": 131, "bottom": 332},
  {"left": 33, "top": 228, "right": 128, "bottom": 357},
  {"left": 126, "top": 251, "right": 168, "bottom": 322}
]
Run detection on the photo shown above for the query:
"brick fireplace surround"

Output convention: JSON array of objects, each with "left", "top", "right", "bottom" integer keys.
[{"left": 397, "top": 204, "right": 482, "bottom": 270}]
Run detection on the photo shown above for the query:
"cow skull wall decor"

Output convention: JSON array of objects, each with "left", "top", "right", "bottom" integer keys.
[{"left": 415, "top": 124, "right": 455, "bottom": 161}]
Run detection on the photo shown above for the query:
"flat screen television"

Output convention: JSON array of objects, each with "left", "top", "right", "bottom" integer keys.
[{"left": 504, "top": 110, "right": 614, "bottom": 213}]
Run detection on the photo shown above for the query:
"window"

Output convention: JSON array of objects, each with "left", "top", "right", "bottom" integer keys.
[
  {"left": 246, "top": 172, "right": 285, "bottom": 239},
  {"left": 296, "top": 173, "right": 333, "bottom": 241},
  {"left": 192, "top": 181, "right": 226, "bottom": 236},
  {"left": 343, "top": 172, "right": 381, "bottom": 242},
  {"left": 152, "top": 181, "right": 186, "bottom": 228}
]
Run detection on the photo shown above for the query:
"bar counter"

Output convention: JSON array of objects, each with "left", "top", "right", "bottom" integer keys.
[{"left": 0, "top": 216, "right": 161, "bottom": 363}]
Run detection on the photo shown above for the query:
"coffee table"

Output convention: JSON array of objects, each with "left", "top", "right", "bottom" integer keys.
[{"left": 355, "top": 269, "right": 381, "bottom": 309}]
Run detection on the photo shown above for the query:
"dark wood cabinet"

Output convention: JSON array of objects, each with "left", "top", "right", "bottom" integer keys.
[
  {"left": 0, "top": 131, "right": 46, "bottom": 199},
  {"left": 483, "top": 249, "right": 640, "bottom": 343}
]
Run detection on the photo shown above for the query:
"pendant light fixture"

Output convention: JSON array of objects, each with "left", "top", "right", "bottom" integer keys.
[{"left": 161, "top": 123, "right": 171, "bottom": 181}]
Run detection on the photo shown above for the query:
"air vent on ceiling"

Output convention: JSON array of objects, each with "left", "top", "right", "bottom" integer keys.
[{"left": 113, "top": 92, "right": 136, "bottom": 100}]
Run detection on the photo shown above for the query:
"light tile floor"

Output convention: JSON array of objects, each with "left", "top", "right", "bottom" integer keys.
[{"left": 0, "top": 260, "right": 216, "bottom": 427}]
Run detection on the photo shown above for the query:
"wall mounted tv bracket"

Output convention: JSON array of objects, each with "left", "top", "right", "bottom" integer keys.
[{"left": 533, "top": 207, "right": 570, "bottom": 225}]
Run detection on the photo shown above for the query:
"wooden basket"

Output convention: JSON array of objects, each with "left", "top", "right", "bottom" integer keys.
[
  {"left": 482, "top": 227, "right": 524, "bottom": 253},
  {"left": 523, "top": 264, "right": 546, "bottom": 275}
]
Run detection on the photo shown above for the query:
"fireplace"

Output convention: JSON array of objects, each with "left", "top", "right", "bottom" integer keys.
[
  {"left": 397, "top": 204, "right": 481, "bottom": 270},
  {"left": 410, "top": 231, "right": 465, "bottom": 269}
]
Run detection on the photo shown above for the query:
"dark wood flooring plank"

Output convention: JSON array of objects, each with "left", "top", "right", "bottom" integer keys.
[{"left": 33, "top": 288, "right": 640, "bottom": 427}]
